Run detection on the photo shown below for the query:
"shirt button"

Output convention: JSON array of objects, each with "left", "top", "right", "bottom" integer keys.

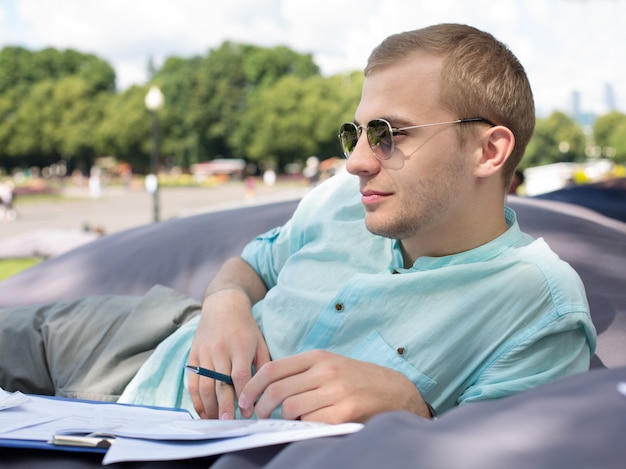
[
  {"left": 335, "top": 303, "right": 344, "bottom": 312},
  {"left": 397, "top": 347, "right": 406, "bottom": 356}
]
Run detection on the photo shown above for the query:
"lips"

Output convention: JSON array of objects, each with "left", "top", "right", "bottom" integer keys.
[{"left": 361, "top": 188, "right": 393, "bottom": 205}]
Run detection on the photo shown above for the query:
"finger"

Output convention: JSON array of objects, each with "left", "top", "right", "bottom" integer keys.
[
  {"left": 187, "top": 371, "right": 207, "bottom": 418},
  {"left": 237, "top": 343, "right": 279, "bottom": 418},
  {"left": 211, "top": 354, "right": 236, "bottom": 420},
  {"left": 188, "top": 344, "right": 220, "bottom": 419},
  {"left": 299, "top": 404, "right": 348, "bottom": 424},
  {"left": 282, "top": 388, "right": 338, "bottom": 422},
  {"left": 253, "top": 373, "right": 314, "bottom": 419},
  {"left": 230, "top": 353, "right": 253, "bottom": 399},
  {"left": 214, "top": 379, "right": 236, "bottom": 420},
  {"left": 197, "top": 369, "right": 221, "bottom": 418},
  {"left": 238, "top": 360, "right": 277, "bottom": 417},
  {"left": 255, "top": 363, "right": 351, "bottom": 421},
  {"left": 240, "top": 355, "right": 315, "bottom": 419},
  {"left": 282, "top": 380, "right": 367, "bottom": 424},
  {"left": 186, "top": 347, "right": 216, "bottom": 419}
]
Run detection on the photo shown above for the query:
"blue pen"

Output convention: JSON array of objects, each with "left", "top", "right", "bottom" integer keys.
[{"left": 184, "top": 365, "right": 234, "bottom": 385}]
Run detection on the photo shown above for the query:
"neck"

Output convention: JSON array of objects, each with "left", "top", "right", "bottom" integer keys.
[{"left": 400, "top": 195, "right": 508, "bottom": 266}]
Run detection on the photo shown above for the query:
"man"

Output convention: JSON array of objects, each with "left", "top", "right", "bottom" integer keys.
[
  {"left": 1, "top": 24, "right": 595, "bottom": 423},
  {"left": 119, "top": 23, "right": 595, "bottom": 421}
]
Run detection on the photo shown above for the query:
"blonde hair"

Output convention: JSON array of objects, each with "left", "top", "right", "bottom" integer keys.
[{"left": 365, "top": 24, "right": 535, "bottom": 188}]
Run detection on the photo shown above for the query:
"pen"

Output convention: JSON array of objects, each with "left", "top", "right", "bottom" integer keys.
[{"left": 184, "top": 365, "right": 233, "bottom": 385}]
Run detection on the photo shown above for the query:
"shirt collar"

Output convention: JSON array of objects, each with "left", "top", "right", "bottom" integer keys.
[{"left": 390, "top": 207, "right": 528, "bottom": 272}]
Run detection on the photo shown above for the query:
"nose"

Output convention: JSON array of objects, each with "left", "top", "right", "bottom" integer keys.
[{"left": 345, "top": 132, "right": 382, "bottom": 176}]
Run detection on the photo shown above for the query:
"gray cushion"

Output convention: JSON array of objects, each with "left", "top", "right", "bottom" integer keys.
[
  {"left": 0, "top": 201, "right": 298, "bottom": 306},
  {"left": 217, "top": 365, "right": 626, "bottom": 469}
]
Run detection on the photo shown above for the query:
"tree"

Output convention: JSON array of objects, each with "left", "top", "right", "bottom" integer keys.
[
  {"left": 233, "top": 71, "right": 363, "bottom": 170},
  {"left": 0, "top": 47, "right": 40, "bottom": 96},
  {"left": 0, "top": 46, "right": 115, "bottom": 95},
  {"left": 0, "top": 46, "right": 116, "bottom": 172},
  {"left": 2, "top": 77, "right": 109, "bottom": 172},
  {"left": 162, "top": 42, "right": 321, "bottom": 164},
  {"left": 0, "top": 87, "right": 23, "bottom": 168},
  {"left": 6, "top": 79, "right": 61, "bottom": 162},
  {"left": 55, "top": 77, "right": 109, "bottom": 171},
  {"left": 523, "top": 111, "right": 586, "bottom": 169},
  {"left": 95, "top": 85, "right": 154, "bottom": 172},
  {"left": 593, "top": 111, "right": 626, "bottom": 163},
  {"left": 155, "top": 56, "right": 203, "bottom": 168}
]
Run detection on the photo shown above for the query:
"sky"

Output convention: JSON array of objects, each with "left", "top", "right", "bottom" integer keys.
[{"left": 0, "top": 0, "right": 624, "bottom": 117}]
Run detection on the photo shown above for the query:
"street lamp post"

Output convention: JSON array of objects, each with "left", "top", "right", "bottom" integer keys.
[{"left": 144, "top": 85, "right": 164, "bottom": 222}]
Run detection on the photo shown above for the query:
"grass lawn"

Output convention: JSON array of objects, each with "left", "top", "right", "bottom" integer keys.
[{"left": 0, "top": 257, "right": 44, "bottom": 281}]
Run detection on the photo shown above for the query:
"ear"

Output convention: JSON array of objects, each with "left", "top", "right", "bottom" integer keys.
[{"left": 474, "top": 126, "right": 515, "bottom": 178}]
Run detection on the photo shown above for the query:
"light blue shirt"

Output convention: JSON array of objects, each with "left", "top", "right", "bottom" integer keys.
[{"left": 120, "top": 170, "right": 596, "bottom": 416}]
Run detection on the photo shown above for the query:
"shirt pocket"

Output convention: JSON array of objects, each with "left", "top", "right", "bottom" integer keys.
[{"left": 348, "top": 331, "right": 437, "bottom": 395}]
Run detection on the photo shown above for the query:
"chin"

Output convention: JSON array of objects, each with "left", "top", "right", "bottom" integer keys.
[{"left": 364, "top": 216, "right": 390, "bottom": 239}]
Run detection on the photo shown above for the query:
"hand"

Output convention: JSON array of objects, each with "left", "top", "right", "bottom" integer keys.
[
  {"left": 238, "top": 350, "right": 430, "bottom": 423},
  {"left": 187, "top": 288, "right": 270, "bottom": 419}
]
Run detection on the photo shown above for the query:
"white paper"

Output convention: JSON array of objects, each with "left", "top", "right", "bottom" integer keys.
[
  {"left": 101, "top": 418, "right": 329, "bottom": 440},
  {"left": 0, "top": 394, "right": 191, "bottom": 442},
  {"left": 0, "top": 390, "right": 30, "bottom": 410},
  {"left": 0, "top": 388, "right": 363, "bottom": 464},
  {"left": 103, "top": 421, "right": 364, "bottom": 464}
]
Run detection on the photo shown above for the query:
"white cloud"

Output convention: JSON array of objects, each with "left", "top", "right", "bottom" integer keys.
[{"left": 0, "top": 0, "right": 624, "bottom": 114}]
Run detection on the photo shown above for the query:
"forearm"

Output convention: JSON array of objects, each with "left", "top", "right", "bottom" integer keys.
[{"left": 202, "top": 256, "right": 268, "bottom": 306}]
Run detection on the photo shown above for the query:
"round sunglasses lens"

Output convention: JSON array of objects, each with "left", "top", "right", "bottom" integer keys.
[
  {"left": 339, "top": 123, "right": 358, "bottom": 157},
  {"left": 367, "top": 120, "right": 393, "bottom": 159}
]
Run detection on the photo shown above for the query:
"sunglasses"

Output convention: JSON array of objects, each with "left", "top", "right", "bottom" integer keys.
[{"left": 338, "top": 117, "right": 495, "bottom": 161}]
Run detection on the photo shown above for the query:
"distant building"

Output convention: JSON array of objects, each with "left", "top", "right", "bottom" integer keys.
[
  {"left": 571, "top": 90, "right": 581, "bottom": 118},
  {"left": 570, "top": 83, "right": 620, "bottom": 128},
  {"left": 570, "top": 89, "right": 596, "bottom": 129},
  {"left": 605, "top": 83, "right": 617, "bottom": 111}
]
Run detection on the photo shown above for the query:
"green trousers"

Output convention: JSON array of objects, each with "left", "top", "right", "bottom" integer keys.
[{"left": 0, "top": 285, "right": 200, "bottom": 401}]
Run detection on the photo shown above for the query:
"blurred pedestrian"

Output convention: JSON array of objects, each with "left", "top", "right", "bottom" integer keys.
[{"left": 0, "top": 181, "right": 17, "bottom": 222}]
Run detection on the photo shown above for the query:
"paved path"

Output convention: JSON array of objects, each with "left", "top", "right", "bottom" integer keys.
[{"left": 0, "top": 180, "right": 309, "bottom": 257}]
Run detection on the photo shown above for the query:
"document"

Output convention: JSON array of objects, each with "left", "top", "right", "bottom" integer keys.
[
  {"left": 58, "top": 416, "right": 363, "bottom": 463},
  {"left": 102, "top": 420, "right": 364, "bottom": 464},
  {"left": 0, "top": 388, "right": 364, "bottom": 463},
  {"left": 0, "top": 388, "right": 191, "bottom": 451}
]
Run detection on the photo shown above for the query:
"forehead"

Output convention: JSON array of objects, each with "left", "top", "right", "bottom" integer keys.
[{"left": 356, "top": 52, "right": 446, "bottom": 123}]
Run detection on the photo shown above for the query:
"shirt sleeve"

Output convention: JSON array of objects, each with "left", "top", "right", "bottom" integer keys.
[
  {"left": 240, "top": 223, "right": 292, "bottom": 290},
  {"left": 457, "top": 311, "right": 596, "bottom": 404},
  {"left": 241, "top": 169, "right": 358, "bottom": 290}
]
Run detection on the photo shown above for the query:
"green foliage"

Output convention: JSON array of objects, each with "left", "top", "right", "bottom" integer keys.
[
  {"left": 0, "top": 47, "right": 116, "bottom": 172},
  {"left": 1, "top": 41, "right": 622, "bottom": 177},
  {"left": 233, "top": 72, "right": 363, "bottom": 169},
  {"left": 152, "top": 42, "right": 321, "bottom": 168},
  {"left": 523, "top": 111, "right": 586, "bottom": 169},
  {"left": 0, "top": 47, "right": 38, "bottom": 96},
  {"left": 95, "top": 85, "right": 153, "bottom": 171},
  {"left": 2, "top": 76, "right": 109, "bottom": 171},
  {"left": 241, "top": 45, "right": 319, "bottom": 84},
  {"left": 90, "top": 41, "right": 325, "bottom": 173},
  {"left": 157, "top": 56, "right": 203, "bottom": 167},
  {"left": 593, "top": 111, "right": 626, "bottom": 163},
  {"left": 0, "top": 46, "right": 115, "bottom": 95}
]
